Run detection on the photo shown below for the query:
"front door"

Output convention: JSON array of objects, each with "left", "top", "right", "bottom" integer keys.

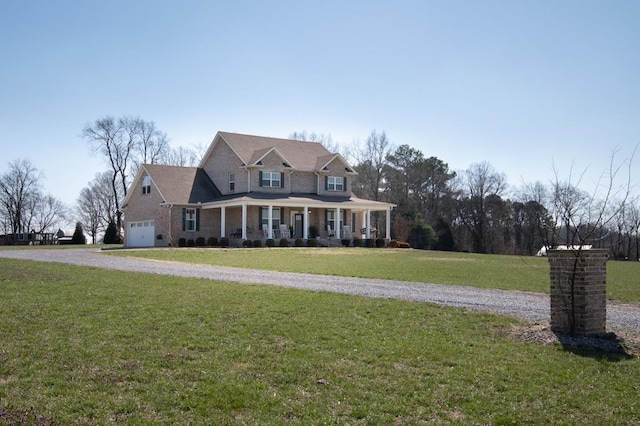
[{"left": 293, "top": 213, "right": 304, "bottom": 238}]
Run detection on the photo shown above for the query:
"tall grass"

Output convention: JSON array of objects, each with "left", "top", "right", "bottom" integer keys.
[{"left": 1, "top": 258, "right": 639, "bottom": 424}]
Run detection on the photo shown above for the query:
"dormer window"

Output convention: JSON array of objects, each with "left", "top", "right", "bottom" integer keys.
[
  {"left": 142, "top": 176, "right": 151, "bottom": 195},
  {"left": 326, "top": 176, "right": 345, "bottom": 191},
  {"left": 260, "top": 171, "right": 283, "bottom": 188}
]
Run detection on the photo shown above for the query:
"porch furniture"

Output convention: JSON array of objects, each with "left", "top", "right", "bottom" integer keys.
[
  {"left": 327, "top": 225, "right": 335, "bottom": 237},
  {"left": 279, "top": 224, "right": 291, "bottom": 239},
  {"left": 230, "top": 228, "right": 242, "bottom": 238}
]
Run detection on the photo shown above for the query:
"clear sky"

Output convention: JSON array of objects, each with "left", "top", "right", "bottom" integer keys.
[{"left": 1, "top": 1, "right": 638, "bottom": 212}]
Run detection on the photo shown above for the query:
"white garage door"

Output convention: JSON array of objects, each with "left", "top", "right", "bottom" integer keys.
[{"left": 127, "top": 221, "right": 155, "bottom": 247}]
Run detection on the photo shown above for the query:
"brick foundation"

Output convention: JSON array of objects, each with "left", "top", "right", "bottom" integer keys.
[{"left": 548, "top": 249, "right": 608, "bottom": 336}]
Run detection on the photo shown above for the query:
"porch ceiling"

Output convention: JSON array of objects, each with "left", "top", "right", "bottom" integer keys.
[{"left": 198, "top": 192, "right": 395, "bottom": 211}]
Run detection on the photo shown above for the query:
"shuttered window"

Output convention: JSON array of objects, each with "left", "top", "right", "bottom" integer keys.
[
  {"left": 259, "top": 171, "right": 284, "bottom": 188},
  {"left": 182, "top": 208, "right": 200, "bottom": 232},
  {"left": 325, "top": 176, "right": 345, "bottom": 191}
]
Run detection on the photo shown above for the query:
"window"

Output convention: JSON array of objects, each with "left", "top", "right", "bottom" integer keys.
[
  {"left": 325, "top": 210, "right": 347, "bottom": 232},
  {"left": 326, "top": 210, "right": 336, "bottom": 232},
  {"left": 260, "top": 207, "right": 281, "bottom": 230},
  {"left": 182, "top": 208, "right": 199, "bottom": 232},
  {"left": 260, "top": 171, "right": 283, "bottom": 188},
  {"left": 326, "top": 176, "right": 345, "bottom": 191},
  {"left": 142, "top": 176, "right": 151, "bottom": 195},
  {"left": 229, "top": 173, "right": 235, "bottom": 191}
]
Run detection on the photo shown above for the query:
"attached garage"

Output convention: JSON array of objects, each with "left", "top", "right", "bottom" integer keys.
[{"left": 126, "top": 220, "right": 155, "bottom": 247}]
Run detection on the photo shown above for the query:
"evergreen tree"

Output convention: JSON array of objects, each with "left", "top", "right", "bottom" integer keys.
[
  {"left": 103, "top": 219, "right": 121, "bottom": 244},
  {"left": 71, "top": 222, "right": 86, "bottom": 245}
]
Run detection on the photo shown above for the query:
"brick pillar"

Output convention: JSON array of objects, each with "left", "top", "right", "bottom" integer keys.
[{"left": 548, "top": 249, "right": 608, "bottom": 336}]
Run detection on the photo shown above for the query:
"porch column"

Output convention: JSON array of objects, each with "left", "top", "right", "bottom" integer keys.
[
  {"left": 241, "top": 203, "right": 247, "bottom": 239},
  {"left": 386, "top": 208, "right": 391, "bottom": 239},
  {"left": 267, "top": 205, "right": 273, "bottom": 239},
  {"left": 366, "top": 209, "right": 371, "bottom": 239},
  {"left": 220, "top": 206, "right": 226, "bottom": 238},
  {"left": 336, "top": 207, "right": 341, "bottom": 239},
  {"left": 303, "top": 206, "right": 309, "bottom": 239}
]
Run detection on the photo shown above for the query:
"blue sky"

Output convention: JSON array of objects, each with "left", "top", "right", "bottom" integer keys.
[{"left": 1, "top": 1, "right": 639, "bottom": 209}]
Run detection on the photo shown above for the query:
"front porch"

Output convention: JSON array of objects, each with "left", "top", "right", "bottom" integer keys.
[{"left": 201, "top": 193, "right": 394, "bottom": 244}]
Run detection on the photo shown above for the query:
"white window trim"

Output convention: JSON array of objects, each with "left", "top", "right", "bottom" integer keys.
[
  {"left": 185, "top": 208, "right": 197, "bottom": 232},
  {"left": 261, "top": 171, "right": 281, "bottom": 188},
  {"left": 261, "top": 207, "right": 281, "bottom": 229},
  {"left": 229, "top": 173, "right": 235, "bottom": 192},
  {"left": 327, "top": 176, "right": 344, "bottom": 191},
  {"left": 142, "top": 176, "right": 151, "bottom": 194}
]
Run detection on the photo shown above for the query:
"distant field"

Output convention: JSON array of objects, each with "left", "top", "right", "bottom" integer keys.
[
  {"left": 111, "top": 248, "right": 640, "bottom": 302},
  {"left": 1, "top": 258, "right": 639, "bottom": 424}
]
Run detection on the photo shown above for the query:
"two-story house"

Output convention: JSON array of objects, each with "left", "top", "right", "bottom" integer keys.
[{"left": 122, "top": 131, "right": 395, "bottom": 247}]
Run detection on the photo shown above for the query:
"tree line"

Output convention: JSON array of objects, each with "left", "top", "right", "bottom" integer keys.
[
  {"left": 2, "top": 116, "right": 637, "bottom": 256},
  {"left": 294, "top": 130, "right": 638, "bottom": 259}
]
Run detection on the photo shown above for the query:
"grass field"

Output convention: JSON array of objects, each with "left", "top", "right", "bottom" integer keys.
[
  {"left": 1, "top": 255, "right": 639, "bottom": 424},
  {"left": 110, "top": 247, "right": 640, "bottom": 302}
]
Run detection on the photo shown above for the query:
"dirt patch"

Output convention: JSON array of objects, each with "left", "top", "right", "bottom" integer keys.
[{"left": 503, "top": 322, "right": 640, "bottom": 357}]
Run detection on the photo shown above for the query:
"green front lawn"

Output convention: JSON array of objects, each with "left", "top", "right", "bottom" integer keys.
[{"left": 1, "top": 258, "right": 639, "bottom": 424}]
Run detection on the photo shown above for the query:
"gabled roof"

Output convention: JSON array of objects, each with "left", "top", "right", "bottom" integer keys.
[
  {"left": 247, "top": 146, "right": 293, "bottom": 168},
  {"left": 201, "top": 131, "right": 333, "bottom": 171},
  {"left": 316, "top": 153, "right": 356, "bottom": 173},
  {"left": 125, "top": 164, "right": 222, "bottom": 206}
]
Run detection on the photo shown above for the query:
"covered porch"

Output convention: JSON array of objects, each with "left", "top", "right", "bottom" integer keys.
[{"left": 201, "top": 193, "right": 395, "bottom": 243}]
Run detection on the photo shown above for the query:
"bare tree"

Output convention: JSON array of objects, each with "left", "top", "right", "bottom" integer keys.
[
  {"left": 0, "top": 159, "right": 42, "bottom": 242},
  {"left": 82, "top": 116, "right": 143, "bottom": 236},
  {"left": 77, "top": 186, "right": 102, "bottom": 244},
  {"left": 29, "top": 193, "right": 69, "bottom": 234},
  {"left": 76, "top": 171, "right": 121, "bottom": 244},
  {"left": 0, "top": 159, "right": 67, "bottom": 244},
  {"left": 289, "top": 130, "right": 344, "bottom": 156},
  {"left": 454, "top": 162, "right": 507, "bottom": 253},
  {"left": 164, "top": 146, "right": 199, "bottom": 167},
  {"left": 351, "top": 130, "right": 393, "bottom": 202},
  {"left": 550, "top": 147, "right": 637, "bottom": 335},
  {"left": 626, "top": 202, "right": 640, "bottom": 261},
  {"left": 515, "top": 181, "right": 557, "bottom": 252},
  {"left": 132, "top": 118, "right": 170, "bottom": 175}
]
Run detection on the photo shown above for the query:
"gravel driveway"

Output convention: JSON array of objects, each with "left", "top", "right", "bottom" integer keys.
[{"left": 2, "top": 248, "right": 639, "bottom": 333}]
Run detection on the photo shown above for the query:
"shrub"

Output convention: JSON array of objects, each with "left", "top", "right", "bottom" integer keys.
[
  {"left": 178, "top": 238, "right": 186, "bottom": 247},
  {"left": 294, "top": 238, "right": 304, "bottom": 247},
  {"left": 186, "top": 239, "right": 195, "bottom": 247},
  {"left": 389, "top": 239, "right": 398, "bottom": 248},
  {"left": 207, "top": 237, "right": 218, "bottom": 246},
  {"left": 71, "top": 222, "right": 86, "bottom": 245},
  {"left": 352, "top": 237, "right": 362, "bottom": 247},
  {"left": 341, "top": 239, "right": 350, "bottom": 247},
  {"left": 195, "top": 237, "right": 205, "bottom": 247},
  {"left": 279, "top": 238, "right": 289, "bottom": 247},
  {"left": 266, "top": 239, "right": 275, "bottom": 247},
  {"left": 398, "top": 241, "right": 411, "bottom": 248},
  {"left": 242, "top": 239, "right": 254, "bottom": 248},
  {"left": 253, "top": 239, "right": 263, "bottom": 248},
  {"left": 308, "top": 225, "right": 319, "bottom": 238},
  {"left": 103, "top": 219, "right": 120, "bottom": 244},
  {"left": 376, "top": 238, "right": 386, "bottom": 248},
  {"left": 307, "top": 238, "right": 318, "bottom": 247},
  {"left": 219, "top": 237, "right": 229, "bottom": 247},
  {"left": 366, "top": 238, "right": 376, "bottom": 248}
]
